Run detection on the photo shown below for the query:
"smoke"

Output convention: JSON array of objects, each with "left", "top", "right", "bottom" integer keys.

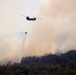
[
  {"left": 24, "top": 0, "right": 76, "bottom": 56},
  {"left": 0, "top": 32, "right": 27, "bottom": 64},
  {"left": 1, "top": 0, "right": 76, "bottom": 64}
]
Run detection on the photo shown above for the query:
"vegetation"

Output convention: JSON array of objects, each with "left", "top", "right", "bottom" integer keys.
[{"left": 0, "top": 50, "right": 76, "bottom": 75}]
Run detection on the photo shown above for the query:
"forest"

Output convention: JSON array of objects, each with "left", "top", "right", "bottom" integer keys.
[{"left": 0, "top": 50, "right": 76, "bottom": 75}]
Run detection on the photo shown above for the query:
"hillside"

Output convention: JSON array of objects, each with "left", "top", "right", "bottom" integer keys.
[
  {"left": 21, "top": 50, "right": 76, "bottom": 65},
  {"left": 0, "top": 50, "right": 76, "bottom": 75}
]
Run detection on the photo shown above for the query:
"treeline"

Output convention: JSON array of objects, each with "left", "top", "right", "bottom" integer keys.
[{"left": 0, "top": 50, "right": 76, "bottom": 75}]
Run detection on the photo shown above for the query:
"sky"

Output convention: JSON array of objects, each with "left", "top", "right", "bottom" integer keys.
[
  {"left": 0, "top": 0, "right": 40, "bottom": 34},
  {"left": 0, "top": 0, "right": 40, "bottom": 63},
  {"left": 0, "top": 0, "right": 76, "bottom": 63}
]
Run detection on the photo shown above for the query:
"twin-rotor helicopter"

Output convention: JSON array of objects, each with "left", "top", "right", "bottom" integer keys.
[
  {"left": 22, "top": 15, "right": 42, "bottom": 34},
  {"left": 22, "top": 15, "right": 42, "bottom": 21}
]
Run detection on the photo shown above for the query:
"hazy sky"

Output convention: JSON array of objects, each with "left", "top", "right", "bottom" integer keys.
[
  {"left": 0, "top": 0, "right": 40, "bottom": 62},
  {"left": 1, "top": 0, "right": 76, "bottom": 63},
  {"left": 0, "top": 0, "right": 40, "bottom": 34}
]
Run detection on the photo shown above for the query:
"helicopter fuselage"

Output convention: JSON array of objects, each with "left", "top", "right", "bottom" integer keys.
[{"left": 26, "top": 16, "right": 36, "bottom": 21}]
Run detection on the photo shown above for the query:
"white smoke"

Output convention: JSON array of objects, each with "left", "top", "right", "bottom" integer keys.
[
  {"left": 0, "top": 32, "right": 27, "bottom": 64},
  {"left": 0, "top": 0, "right": 76, "bottom": 63},
  {"left": 24, "top": 0, "right": 76, "bottom": 56}
]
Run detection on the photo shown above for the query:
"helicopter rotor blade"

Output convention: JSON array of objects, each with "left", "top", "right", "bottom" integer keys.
[
  {"left": 22, "top": 15, "right": 27, "bottom": 17},
  {"left": 37, "top": 17, "right": 42, "bottom": 19}
]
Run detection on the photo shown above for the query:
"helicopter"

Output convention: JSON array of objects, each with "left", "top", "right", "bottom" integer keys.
[{"left": 22, "top": 15, "right": 41, "bottom": 21}]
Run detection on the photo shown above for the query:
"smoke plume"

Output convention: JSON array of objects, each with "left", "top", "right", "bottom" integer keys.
[
  {"left": 0, "top": 32, "right": 26, "bottom": 64},
  {"left": 1, "top": 0, "right": 76, "bottom": 63},
  {"left": 24, "top": 0, "right": 76, "bottom": 56}
]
